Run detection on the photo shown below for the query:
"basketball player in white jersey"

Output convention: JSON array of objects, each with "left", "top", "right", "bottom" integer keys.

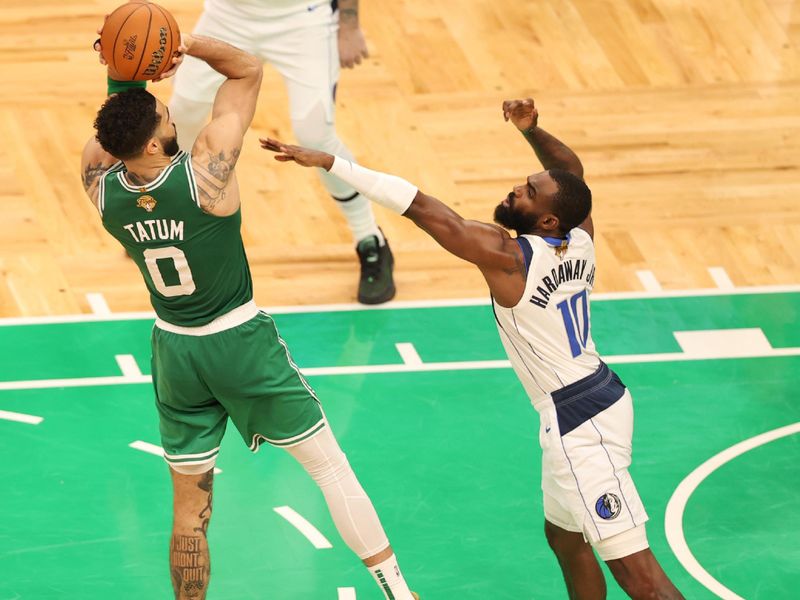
[
  {"left": 170, "top": 0, "right": 396, "bottom": 304},
  {"left": 260, "top": 99, "right": 684, "bottom": 599}
]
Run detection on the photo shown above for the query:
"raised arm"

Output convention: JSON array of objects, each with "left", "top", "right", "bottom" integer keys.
[
  {"left": 503, "top": 99, "right": 593, "bottom": 237},
  {"left": 187, "top": 35, "right": 263, "bottom": 216},
  {"left": 259, "top": 139, "right": 528, "bottom": 307}
]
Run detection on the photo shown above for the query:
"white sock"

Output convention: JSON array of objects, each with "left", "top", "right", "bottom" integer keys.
[
  {"left": 334, "top": 192, "right": 384, "bottom": 246},
  {"left": 368, "top": 553, "right": 414, "bottom": 600}
]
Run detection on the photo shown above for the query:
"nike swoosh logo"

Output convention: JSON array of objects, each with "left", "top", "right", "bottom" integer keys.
[{"left": 545, "top": 426, "right": 551, "bottom": 433}]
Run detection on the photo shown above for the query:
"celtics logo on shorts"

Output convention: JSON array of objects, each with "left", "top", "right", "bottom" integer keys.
[
  {"left": 136, "top": 195, "right": 157, "bottom": 212},
  {"left": 595, "top": 493, "right": 622, "bottom": 520}
]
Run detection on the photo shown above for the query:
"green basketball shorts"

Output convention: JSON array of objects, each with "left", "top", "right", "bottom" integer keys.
[{"left": 150, "top": 302, "right": 325, "bottom": 473}]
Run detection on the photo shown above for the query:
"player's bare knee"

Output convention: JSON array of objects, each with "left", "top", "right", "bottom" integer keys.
[{"left": 544, "top": 520, "right": 579, "bottom": 555}]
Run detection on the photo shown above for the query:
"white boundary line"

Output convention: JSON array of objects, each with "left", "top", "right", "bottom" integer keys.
[
  {"left": 2, "top": 348, "right": 799, "bottom": 391},
  {"left": 664, "top": 422, "right": 800, "bottom": 600},
  {"left": 337, "top": 588, "right": 356, "bottom": 600},
  {"left": 274, "top": 506, "right": 333, "bottom": 549},
  {"left": 0, "top": 284, "right": 799, "bottom": 326},
  {"left": 0, "top": 409, "right": 44, "bottom": 425}
]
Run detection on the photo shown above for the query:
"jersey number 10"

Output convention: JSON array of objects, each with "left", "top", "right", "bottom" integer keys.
[{"left": 556, "top": 289, "right": 590, "bottom": 358}]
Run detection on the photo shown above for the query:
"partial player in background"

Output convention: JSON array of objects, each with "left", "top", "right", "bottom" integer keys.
[
  {"left": 261, "top": 99, "right": 685, "bottom": 600},
  {"left": 83, "top": 15, "right": 418, "bottom": 600},
  {"left": 170, "top": 0, "right": 396, "bottom": 304}
]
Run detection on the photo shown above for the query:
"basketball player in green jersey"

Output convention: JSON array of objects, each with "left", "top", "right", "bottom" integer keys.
[{"left": 81, "top": 32, "right": 417, "bottom": 600}]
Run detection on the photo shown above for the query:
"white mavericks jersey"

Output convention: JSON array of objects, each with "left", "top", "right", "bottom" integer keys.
[{"left": 493, "top": 227, "right": 601, "bottom": 409}]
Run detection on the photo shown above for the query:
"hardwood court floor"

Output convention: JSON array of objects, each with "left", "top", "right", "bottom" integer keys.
[{"left": 0, "top": 0, "right": 798, "bottom": 314}]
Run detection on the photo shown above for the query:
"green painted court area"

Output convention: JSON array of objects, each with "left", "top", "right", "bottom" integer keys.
[{"left": 0, "top": 291, "right": 798, "bottom": 599}]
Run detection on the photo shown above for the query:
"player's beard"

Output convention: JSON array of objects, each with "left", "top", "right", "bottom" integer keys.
[
  {"left": 161, "top": 133, "right": 180, "bottom": 157},
  {"left": 494, "top": 195, "right": 538, "bottom": 234}
]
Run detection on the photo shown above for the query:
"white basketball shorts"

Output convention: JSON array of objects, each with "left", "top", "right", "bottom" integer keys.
[
  {"left": 172, "top": 0, "right": 338, "bottom": 122},
  {"left": 538, "top": 363, "right": 650, "bottom": 556}
]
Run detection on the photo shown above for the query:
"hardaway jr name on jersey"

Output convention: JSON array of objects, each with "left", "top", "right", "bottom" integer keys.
[{"left": 528, "top": 258, "right": 596, "bottom": 308}]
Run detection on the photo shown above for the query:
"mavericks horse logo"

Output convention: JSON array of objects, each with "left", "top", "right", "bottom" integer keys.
[
  {"left": 136, "top": 195, "right": 157, "bottom": 212},
  {"left": 595, "top": 493, "right": 622, "bottom": 520}
]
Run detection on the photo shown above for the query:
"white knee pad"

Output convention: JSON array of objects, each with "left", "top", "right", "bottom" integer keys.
[
  {"left": 169, "top": 93, "right": 214, "bottom": 153},
  {"left": 594, "top": 524, "right": 650, "bottom": 561},
  {"left": 285, "top": 426, "right": 389, "bottom": 559}
]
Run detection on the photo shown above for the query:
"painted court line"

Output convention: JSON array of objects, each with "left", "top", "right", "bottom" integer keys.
[
  {"left": 115, "top": 355, "right": 143, "bottom": 378},
  {"left": 86, "top": 293, "right": 111, "bottom": 316},
  {"left": 274, "top": 506, "right": 332, "bottom": 549},
  {"left": 635, "top": 269, "right": 663, "bottom": 292},
  {"left": 708, "top": 267, "right": 735, "bottom": 291},
  {"left": 0, "top": 284, "right": 799, "bottom": 326},
  {"left": 337, "top": 588, "right": 356, "bottom": 600},
  {"left": 0, "top": 409, "right": 43, "bottom": 425},
  {"left": 3, "top": 348, "right": 800, "bottom": 391},
  {"left": 395, "top": 343, "right": 423, "bottom": 366},
  {"left": 665, "top": 422, "right": 800, "bottom": 600},
  {"left": 130, "top": 441, "right": 222, "bottom": 474}
]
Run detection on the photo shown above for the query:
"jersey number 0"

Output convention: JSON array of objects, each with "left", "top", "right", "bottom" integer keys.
[{"left": 143, "top": 246, "right": 197, "bottom": 297}]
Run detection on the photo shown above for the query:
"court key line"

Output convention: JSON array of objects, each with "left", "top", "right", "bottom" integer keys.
[
  {"left": 664, "top": 422, "right": 800, "bottom": 600},
  {"left": 1, "top": 338, "right": 799, "bottom": 391}
]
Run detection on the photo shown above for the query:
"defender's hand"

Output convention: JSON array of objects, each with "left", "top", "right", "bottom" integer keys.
[
  {"left": 259, "top": 138, "right": 334, "bottom": 170},
  {"left": 503, "top": 98, "right": 539, "bottom": 131},
  {"left": 338, "top": 26, "right": 368, "bottom": 68}
]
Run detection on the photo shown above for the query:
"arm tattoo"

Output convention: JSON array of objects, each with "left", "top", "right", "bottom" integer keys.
[
  {"left": 194, "top": 148, "right": 240, "bottom": 212},
  {"left": 81, "top": 162, "right": 107, "bottom": 192},
  {"left": 502, "top": 246, "right": 528, "bottom": 282}
]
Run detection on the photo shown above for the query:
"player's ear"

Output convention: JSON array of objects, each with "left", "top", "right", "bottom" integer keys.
[
  {"left": 542, "top": 213, "right": 560, "bottom": 231},
  {"left": 145, "top": 137, "right": 160, "bottom": 156}
]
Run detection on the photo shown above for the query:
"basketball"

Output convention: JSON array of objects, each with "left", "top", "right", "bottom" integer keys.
[{"left": 100, "top": 2, "right": 180, "bottom": 81}]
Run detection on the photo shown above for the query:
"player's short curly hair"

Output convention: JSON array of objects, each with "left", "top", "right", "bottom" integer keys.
[
  {"left": 548, "top": 169, "right": 592, "bottom": 233},
  {"left": 93, "top": 88, "right": 161, "bottom": 160}
]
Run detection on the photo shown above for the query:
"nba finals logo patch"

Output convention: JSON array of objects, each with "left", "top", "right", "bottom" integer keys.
[
  {"left": 136, "top": 195, "right": 157, "bottom": 212},
  {"left": 595, "top": 493, "right": 622, "bottom": 520}
]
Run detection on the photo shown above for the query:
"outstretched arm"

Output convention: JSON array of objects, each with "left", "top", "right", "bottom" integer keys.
[
  {"left": 503, "top": 99, "right": 593, "bottom": 237},
  {"left": 260, "top": 138, "right": 528, "bottom": 306}
]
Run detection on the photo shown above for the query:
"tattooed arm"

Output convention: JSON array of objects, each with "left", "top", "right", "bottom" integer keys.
[
  {"left": 188, "top": 35, "right": 262, "bottom": 216},
  {"left": 80, "top": 137, "right": 118, "bottom": 210}
]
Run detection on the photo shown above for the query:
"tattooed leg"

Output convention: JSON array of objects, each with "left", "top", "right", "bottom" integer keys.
[{"left": 169, "top": 468, "right": 214, "bottom": 600}]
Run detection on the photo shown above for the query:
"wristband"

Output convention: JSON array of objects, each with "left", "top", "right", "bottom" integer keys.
[{"left": 107, "top": 76, "right": 147, "bottom": 95}]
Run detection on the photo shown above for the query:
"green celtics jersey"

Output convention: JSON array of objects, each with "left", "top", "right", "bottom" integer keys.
[{"left": 99, "top": 150, "right": 253, "bottom": 326}]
